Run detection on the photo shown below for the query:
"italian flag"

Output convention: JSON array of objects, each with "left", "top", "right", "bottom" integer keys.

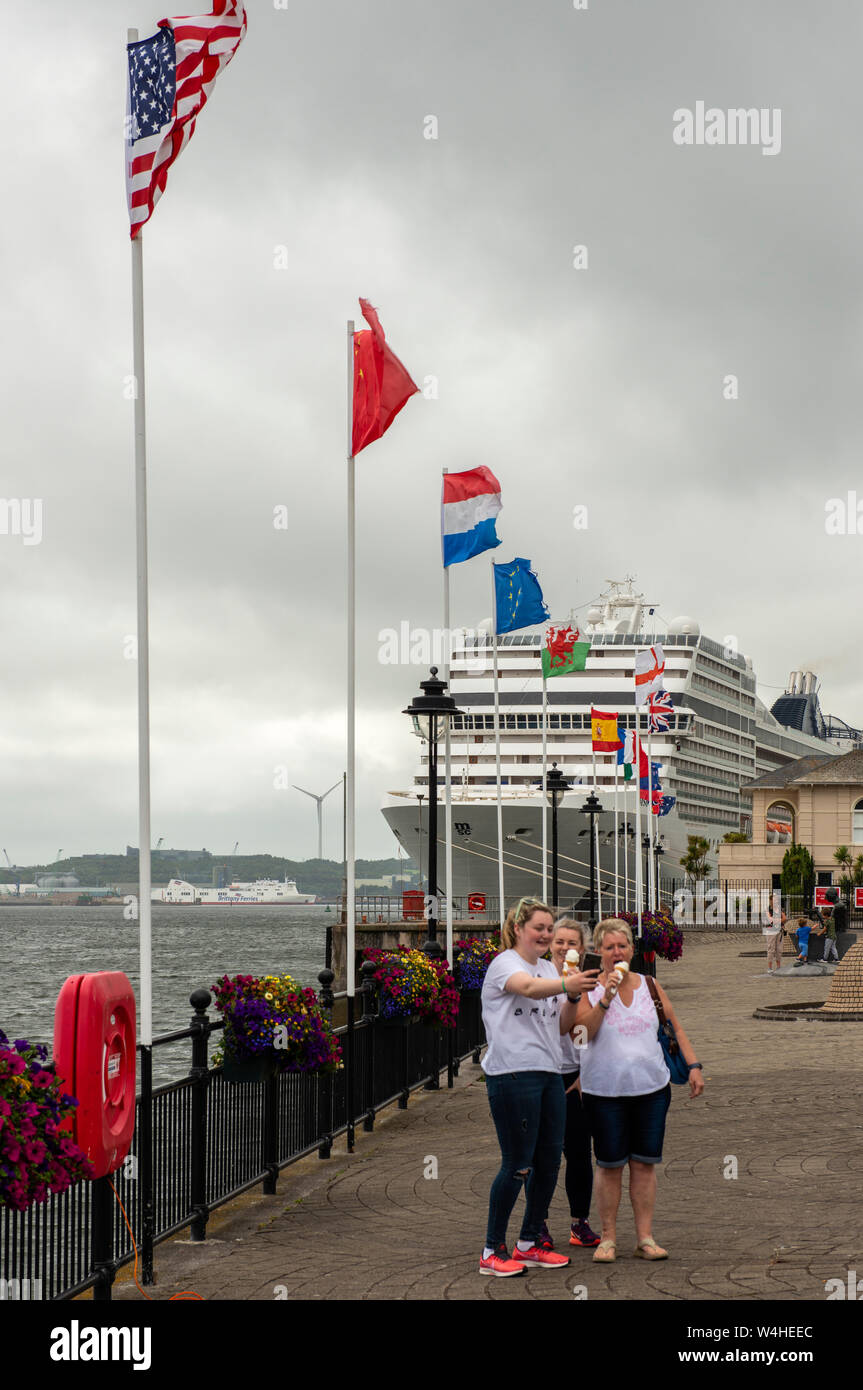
[{"left": 542, "top": 624, "right": 590, "bottom": 678}]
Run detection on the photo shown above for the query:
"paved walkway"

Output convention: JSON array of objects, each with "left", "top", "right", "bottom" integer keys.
[{"left": 113, "top": 933, "right": 863, "bottom": 1302}]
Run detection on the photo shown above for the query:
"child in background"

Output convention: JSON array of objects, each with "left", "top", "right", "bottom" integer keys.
[
  {"left": 792, "top": 917, "right": 814, "bottom": 966},
  {"left": 817, "top": 906, "right": 840, "bottom": 964}
]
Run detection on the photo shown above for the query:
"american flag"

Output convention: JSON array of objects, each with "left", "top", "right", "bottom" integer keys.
[
  {"left": 648, "top": 689, "right": 674, "bottom": 733},
  {"left": 126, "top": 3, "right": 247, "bottom": 238}
]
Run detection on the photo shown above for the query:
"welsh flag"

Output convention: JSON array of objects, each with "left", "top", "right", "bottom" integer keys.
[{"left": 542, "top": 623, "right": 590, "bottom": 678}]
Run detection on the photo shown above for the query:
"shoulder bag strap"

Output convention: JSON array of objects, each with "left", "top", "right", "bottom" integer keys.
[{"left": 645, "top": 974, "right": 666, "bottom": 1024}]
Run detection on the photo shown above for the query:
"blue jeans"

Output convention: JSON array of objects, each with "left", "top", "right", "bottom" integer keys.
[{"left": 485, "top": 1071, "right": 566, "bottom": 1249}]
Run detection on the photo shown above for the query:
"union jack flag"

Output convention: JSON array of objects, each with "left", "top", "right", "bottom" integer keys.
[
  {"left": 126, "top": 3, "right": 247, "bottom": 238},
  {"left": 647, "top": 689, "right": 674, "bottom": 733}
]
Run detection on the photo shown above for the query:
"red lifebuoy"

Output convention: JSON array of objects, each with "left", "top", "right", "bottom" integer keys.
[
  {"left": 468, "top": 893, "right": 486, "bottom": 913},
  {"left": 53, "top": 972, "right": 136, "bottom": 1179}
]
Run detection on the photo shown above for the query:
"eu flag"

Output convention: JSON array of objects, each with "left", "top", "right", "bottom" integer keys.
[{"left": 493, "top": 558, "right": 549, "bottom": 635}]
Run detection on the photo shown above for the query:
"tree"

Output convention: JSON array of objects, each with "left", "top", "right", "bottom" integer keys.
[
  {"left": 833, "top": 845, "right": 853, "bottom": 905},
  {"left": 780, "top": 841, "right": 814, "bottom": 908},
  {"left": 680, "top": 835, "right": 712, "bottom": 886},
  {"left": 722, "top": 831, "right": 750, "bottom": 843}
]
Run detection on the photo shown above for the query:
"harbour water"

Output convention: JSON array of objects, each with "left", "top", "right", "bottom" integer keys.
[{"left": 0, "top": 904, "right": 333, "bottom": 1085}]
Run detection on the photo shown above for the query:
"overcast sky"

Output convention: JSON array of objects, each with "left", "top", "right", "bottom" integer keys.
[{"left": 2, "top": 1, "right": 861, "bottom": 867}]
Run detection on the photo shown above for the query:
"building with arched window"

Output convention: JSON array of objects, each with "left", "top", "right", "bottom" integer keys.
[{"left": 719, "top": 748, "right": 863, "bottom": 889}]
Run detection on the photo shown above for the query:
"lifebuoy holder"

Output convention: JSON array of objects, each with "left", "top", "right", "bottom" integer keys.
[{"left": 53, "top": 972, "right": 137, "bottom": 1179}]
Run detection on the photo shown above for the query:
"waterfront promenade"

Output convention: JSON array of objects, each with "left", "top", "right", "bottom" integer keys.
[{"left": 111, "top": 932, "right": 863, "bottom": 1302}]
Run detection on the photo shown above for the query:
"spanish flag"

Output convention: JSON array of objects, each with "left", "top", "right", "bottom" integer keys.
[{"left": 591, "top": 708, "right": 622, "bottom": 753}]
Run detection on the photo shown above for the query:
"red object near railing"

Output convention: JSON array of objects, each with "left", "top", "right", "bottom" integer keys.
[
  {"left": 468, "top": 893, "right": 486, "bottom": 913},
  {"left": 402, "top": 890, "right": 424, "bottom": 920},
  {"left": 53, "top": 972, "right": 136, "bottom": 1179}
]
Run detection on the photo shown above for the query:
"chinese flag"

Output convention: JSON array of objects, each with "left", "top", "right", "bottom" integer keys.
[{"left": 352, "top": 298, "right": 419, "bottom": 455}]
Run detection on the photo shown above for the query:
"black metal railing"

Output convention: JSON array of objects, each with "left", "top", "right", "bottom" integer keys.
[{"left": 0, "top": 968, "right": 486, "bottom": 1302}]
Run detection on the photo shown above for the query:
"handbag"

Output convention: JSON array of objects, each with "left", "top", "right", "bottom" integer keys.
[{"left": 645, "top": 976, "right": 690, "bottom": 1085}]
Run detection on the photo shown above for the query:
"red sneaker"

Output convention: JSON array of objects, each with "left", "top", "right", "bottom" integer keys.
[
  {"left": 479, "top": 1246, "right": 527, "bottom": 1277},
  {"left": 511, "top": 1244, "right": 571, "bottom": 1268}
]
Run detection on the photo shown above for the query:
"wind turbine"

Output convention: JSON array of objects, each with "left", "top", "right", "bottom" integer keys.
[{"left": 293, "top": 781, "right": 341, "bottom": 861}]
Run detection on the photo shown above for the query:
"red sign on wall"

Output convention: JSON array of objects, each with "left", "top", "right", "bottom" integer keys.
[
  {"left": 855, "top": 887, "right": 863, "bottom": 909},
  {"left": 813, "top": 887, "right": 835, "bottom": 907}
]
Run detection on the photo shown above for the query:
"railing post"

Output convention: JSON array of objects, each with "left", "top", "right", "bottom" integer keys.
[
  {"left": 360, "top": 959, "right": 377, "bottom": 1131},
  {"left": 139, "top": 1042, "right": 155, "bottom": 1283},
  {"left": 317, "top": 968, "right": 335, "bottom": 1159},
  {"left": 262, "top": 1070, "right": 279, "bottom": 1195},
  {"left": 91, "top": 1174, "right": 115, "bottom": 1301},
  {"left": 189, "top": 989, "right": 212, "bottom": 1241}
]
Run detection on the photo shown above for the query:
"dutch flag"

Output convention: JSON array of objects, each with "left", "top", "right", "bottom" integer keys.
[{"left": 442, "top": 466, "right": 502, "bottom": 567}]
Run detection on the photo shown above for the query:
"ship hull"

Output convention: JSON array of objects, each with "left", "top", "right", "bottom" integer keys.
[{"left": 382, "top": 795, "right": 709, "bottom": 910}]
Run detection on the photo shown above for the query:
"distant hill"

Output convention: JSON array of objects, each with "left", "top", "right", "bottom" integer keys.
[{"left": 0, "top": 853, "right": 419, "bottom": 896}]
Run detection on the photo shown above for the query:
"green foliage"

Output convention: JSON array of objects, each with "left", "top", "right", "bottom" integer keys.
[
  {"left": 722, "top": 832, "right": 750, "bottom": 843},
  {"left": 0, "top": 854, "right": 417, "bottom": 896},
  {"left": 679, "top": 835, "right": 712, "bottom": 885},
  {"left": 780, "top": 841, "right": 814, "bottom": 895}
]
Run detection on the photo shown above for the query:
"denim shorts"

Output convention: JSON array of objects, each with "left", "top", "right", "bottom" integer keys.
[{"left": 582, "top": 1086, "right": 671, "bottom": 1167}]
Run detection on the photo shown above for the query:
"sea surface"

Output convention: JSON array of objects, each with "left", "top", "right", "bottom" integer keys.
[{"left": 0, "top": 903, "right": 334, "bottom": 1086}]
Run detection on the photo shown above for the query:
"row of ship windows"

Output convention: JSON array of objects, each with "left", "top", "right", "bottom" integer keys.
[
  {"left": 451, "top": 713, "right": 688, "bottom": 732},
  {"left": 692, "top": 722, "right": 754, "bottom": 751},
  {"left": 691, "top": 675, "right": 756, "bottom": 708}
]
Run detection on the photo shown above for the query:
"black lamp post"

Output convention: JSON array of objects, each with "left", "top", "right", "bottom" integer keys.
[
  {"left": 580, "top": 791, "right": 604, "bottom": 929},
  {"left": 539, "top": 762, "right": 570, "bottom": 911},
  {"left": 653, "top": 838, "right": 665, "bottom": 910},
  {"left": 403, "top": 668, "right": 461, "bottom": 956}
]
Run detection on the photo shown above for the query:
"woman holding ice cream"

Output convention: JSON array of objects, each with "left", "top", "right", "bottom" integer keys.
[{"left": 566, "top": 918, "right": 704, "bottom": 1263}]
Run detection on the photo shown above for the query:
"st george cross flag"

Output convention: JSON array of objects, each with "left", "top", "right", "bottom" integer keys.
[
  {"left": 542, "top": 624, "right": 590, "bottom": 678},
  {"left": 126, "top": 3, "right": 247, "bottom": 238},
  {"left": 493, "top": 559, "right": 549, "bottom": 634},
  {"left": 634, "top": 644, "right": 666, "bottom": 706},
  {"left": 442, "top": 467, "right": 502, "bottom": 567},
  {"left": 648, "top": 689, "right": 674, "bottom": 733},
  {"left": 352, "top": 299, "right": 419, "bottom": 455},
  {"left": 591, "top": 709, "right": 622, "bottom": 753}
]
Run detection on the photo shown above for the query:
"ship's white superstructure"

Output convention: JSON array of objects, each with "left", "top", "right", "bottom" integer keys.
[
  {"left": 153, "top": 877, "right": 316, "bottom": 905},
  {"left": 381, "top": 579, "right": 861, "bottom": 908}
]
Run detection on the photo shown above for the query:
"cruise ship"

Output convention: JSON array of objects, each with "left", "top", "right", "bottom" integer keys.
[
  {"left": 153, "top": 877, "right": 317, "bottom": 905},
  {"left": 381, "top": 580, "right": 861, "bottom": 909}
]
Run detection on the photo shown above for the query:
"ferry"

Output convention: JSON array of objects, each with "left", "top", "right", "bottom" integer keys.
[
  {"left": 381, "top": 579, "right": 861, "bottom": 908},
  {"left": 153, "top": 877, "right": 317, "bottom": 905}
]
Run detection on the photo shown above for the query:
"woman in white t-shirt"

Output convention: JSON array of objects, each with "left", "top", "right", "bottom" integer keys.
[
  {"left": 572, "top": 918, "right": 704, "bottom": 1264},
  {"left": 479, "top": 898, "right": 599, "bottom": 1278}
]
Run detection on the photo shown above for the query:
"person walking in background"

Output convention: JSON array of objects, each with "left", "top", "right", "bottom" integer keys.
[
  {"left": 569, "top": 918, "right": 704, "bottom": 1263},
  {"left": 537, "top": 919, "right": 600, "bottom": 1251},
  {"left": 763, "top": 894, "right": 786, "bottom": 973},
  {"left": 478, "top": 898, "right": 599, "bottom": 1277}
]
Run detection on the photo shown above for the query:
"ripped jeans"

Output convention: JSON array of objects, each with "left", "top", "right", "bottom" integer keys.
[{"left": 485, "top": 1071, "right": 566, "bottom": 1249}]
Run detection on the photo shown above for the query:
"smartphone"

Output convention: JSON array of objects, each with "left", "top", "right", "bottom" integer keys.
[{"left": 582, "top": 953, "right": 601, "bottom": 972}]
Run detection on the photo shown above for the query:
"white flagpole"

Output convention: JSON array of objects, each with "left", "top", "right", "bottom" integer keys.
[
  {"left": 635, "top": 715, "right": 643, "bottom": 937},
  {"left": 541, "top": 664, "right": 548, "bottom": 903},
  {"left": 346, "top": 320, "right": 356, "bottom": 997},
  {"left": 647, "top": 716, "right": 656, "bottom": 910},
  {"left": 623, "top": 758, "right": 630, "bottom": 912},
  {"left": 442, "top": 471, "right": 453, "bottom": 968},
  {"left": 614, "top": 755, "right": 619, "bottom": 916},
  {"left": 129, "top": 161, "right": 152, "bottom": 1048},
  {"left": 594, "top": 812, "right": 602, "bottom": 920},
  {"left": 492, "top": 565, "right": 505, "bottom": 924}
]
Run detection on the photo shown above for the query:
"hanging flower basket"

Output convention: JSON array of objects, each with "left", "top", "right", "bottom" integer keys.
[
  {"left": 211, "top": 973, "right": 342, "bottom": 1078},
  {"left": 619, "top": 910, "right": 684, "bottom": 962},
  {"left": 453, "top": 936, "right": 501, "bottom": 991},
  {"left": 0, "top": 1030, "right": 94, "bottom": 1211},
  {"left": 360, "top": 948, "right": 459, "bottom": 1028}
]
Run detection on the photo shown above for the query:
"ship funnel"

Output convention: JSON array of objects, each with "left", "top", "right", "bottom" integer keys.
[
  {"left": 788, "top": 671, "right": 800, "bottom": 694},
  {"left": 803, "top": 671, "right": 816, "bottom": 694}
]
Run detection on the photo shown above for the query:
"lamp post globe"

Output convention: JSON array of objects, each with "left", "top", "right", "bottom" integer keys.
[{"left": 403, "top": 668, "right": 461, "bottom": 957}]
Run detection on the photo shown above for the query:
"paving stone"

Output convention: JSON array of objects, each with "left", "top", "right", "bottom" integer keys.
[{"left": 111, "top": 933, "right": 863, "bottom": 1302}]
